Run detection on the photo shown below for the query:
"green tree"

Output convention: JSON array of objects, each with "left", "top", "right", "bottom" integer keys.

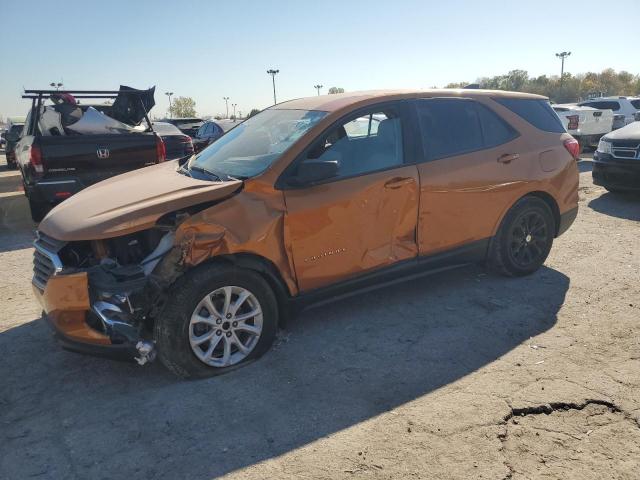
[
  {"left": 247, "top": 108, "right": 261, "bottom": 118},
  {"left": 328, "top": 87, "right": 345, "bottom": 94},
  {"left": 169, "top": 96, "right": 196, "bottom": 118}
]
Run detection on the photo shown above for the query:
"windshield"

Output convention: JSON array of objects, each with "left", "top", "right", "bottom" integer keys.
[{"left": 188, "top": 109, "right": 327, "bottom": 179}]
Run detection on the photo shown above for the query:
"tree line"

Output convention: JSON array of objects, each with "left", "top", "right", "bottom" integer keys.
[{"left": 445, "top": 69, "right": 640, "bottom": 103}]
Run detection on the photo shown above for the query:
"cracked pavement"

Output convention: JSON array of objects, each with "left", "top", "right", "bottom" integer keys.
[{"left": 0, "top": 156, "right": 639, "bottom": 479}]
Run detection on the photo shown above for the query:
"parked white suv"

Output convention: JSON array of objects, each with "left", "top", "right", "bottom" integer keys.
[
  {"left": 552, "top": 104, "right": 614, "bottom": 152},
  {"left": 577, "top": 97, "right": 640, "bottom": 125}
]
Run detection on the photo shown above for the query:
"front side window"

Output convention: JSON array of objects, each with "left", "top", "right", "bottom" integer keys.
[
  {"left": 416, "top": 99, "right": 484, "bottom": 160},
  {"left": 301, "top": 107, "right": 404, "bottom": 178},
  {"left": 189, "top": 109, "right": 327, "bottom": 179}
]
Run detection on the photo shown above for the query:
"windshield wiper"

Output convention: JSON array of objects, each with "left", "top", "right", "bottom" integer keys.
[{"left": 189, "top": 165, "right": 222, "bottom": 181}]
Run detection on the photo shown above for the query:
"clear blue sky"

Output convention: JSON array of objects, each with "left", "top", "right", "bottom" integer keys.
[{"left": 2, "top": 0, "right": 639, "bottom": 118}]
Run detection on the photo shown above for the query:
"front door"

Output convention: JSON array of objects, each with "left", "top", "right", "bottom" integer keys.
[{"left": 282, "top": 103, "right": 419, "bottom": 292}]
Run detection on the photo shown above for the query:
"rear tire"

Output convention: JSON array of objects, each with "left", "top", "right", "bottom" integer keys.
[
  {"left": 487, "top": 196, "right": 555, "bottom": 277},
  {"left": 154, "top": 264, "right": 278, "bottom": 379}
]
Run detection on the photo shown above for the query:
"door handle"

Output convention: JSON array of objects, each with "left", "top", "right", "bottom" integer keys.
[
  {"left": 497, "top": 153, "right": 520, "bottom": 164},
  {"left": 384, "top": 177, "right": 415, "bottom": 189}
]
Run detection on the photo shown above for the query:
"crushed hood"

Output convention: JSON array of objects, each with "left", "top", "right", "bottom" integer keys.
[{"left": 39, "top": 160, "right": 243, "bottom": 241}]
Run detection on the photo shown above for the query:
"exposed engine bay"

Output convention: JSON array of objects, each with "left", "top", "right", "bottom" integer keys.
[{"left": 34, "top": 212, "right": 189, "bottom": 365}]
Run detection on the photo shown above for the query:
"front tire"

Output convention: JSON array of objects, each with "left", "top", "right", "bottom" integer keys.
[
  {"left": 487, "top": 196, "right": 555, "bottom": 277},
  {"left": 154, "top": 264, "right": 278, "bottom": 379}
]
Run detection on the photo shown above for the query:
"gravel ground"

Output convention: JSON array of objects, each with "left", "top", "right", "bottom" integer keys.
[{"left": 0, "top": 152, "right": 638, "bottom": 479}]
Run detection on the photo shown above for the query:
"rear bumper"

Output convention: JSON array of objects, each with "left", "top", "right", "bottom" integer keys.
[
  {"left": 557, "top": 207, "right": 578, "bottom": 237},
  {"left": 592, "top": 154, "right": 640, "bottom": 191},
  {"left": 27, "top": 177, "right": 83, "bottom": 205}
]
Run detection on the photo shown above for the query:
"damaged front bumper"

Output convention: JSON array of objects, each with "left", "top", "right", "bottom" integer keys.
[{"left": 32, "top": 233, "right": 159, "bottom": 365}]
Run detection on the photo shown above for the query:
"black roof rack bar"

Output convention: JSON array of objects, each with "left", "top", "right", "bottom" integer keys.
[
  {"left": 23, "top": 89, "right": 149, "bottom": 95},
  {"left": 22, "top": 94, "right": 119, "bottom": 99}
]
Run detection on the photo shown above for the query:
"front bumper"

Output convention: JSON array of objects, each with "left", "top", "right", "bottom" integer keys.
[
  {"left": 33, "top": 272, "right": 149, "bottom": 362},
  {"left": 592, "top": 153, "right": 640, "bottom": 191}
]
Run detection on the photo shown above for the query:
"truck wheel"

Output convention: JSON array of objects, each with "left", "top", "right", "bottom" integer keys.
[
  {"left": 28, "top": 197, "right": 49, "bottom": 223},
  {"left": 487, "top": 196, "right": 555, "bottom": 277},
  {"left": 154, "top": 264, "right": 278, "bottom": 379}
]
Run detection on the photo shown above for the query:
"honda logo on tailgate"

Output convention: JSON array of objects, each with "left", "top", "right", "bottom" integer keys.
[{"left": 96, "top": 147, "right": 110, "bottom": 159}]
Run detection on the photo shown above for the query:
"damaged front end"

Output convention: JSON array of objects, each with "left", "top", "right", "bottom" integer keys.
[{"left": 32, "top": 221, "right": 181, "bottom": 365}]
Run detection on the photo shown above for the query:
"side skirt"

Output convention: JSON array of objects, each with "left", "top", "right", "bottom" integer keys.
[{"left": 289, "top": 238, "right": 490, "bottom": 312}]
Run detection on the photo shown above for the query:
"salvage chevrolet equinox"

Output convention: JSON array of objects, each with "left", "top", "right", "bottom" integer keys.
[{"left": 32, "top": 90, "right": 579, "bottom": 378}]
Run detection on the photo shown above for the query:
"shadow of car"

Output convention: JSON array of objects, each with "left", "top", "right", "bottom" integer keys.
[{"left": 0, "top": 264, "right": 568, "bottom": 478}]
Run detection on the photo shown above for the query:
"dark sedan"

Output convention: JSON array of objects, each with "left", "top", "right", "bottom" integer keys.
[
  {"left": 593, "top": 121, "right": 640, "bottom": 193},
  {"left": 158, "top": 117, "right": 204, "bottom": 137},
  {"left": 152, "top": 122, "right": 194, "bottom": 161},
  {"left": 192, "top": 120, "right": 225, "bottom": 153}
]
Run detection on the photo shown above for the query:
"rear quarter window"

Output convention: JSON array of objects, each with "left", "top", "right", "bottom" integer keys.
[
  {"left": 495, "top": 98, "right": 565, "bottom": 133},
  {"left": 630, "top": 100, "right": 640, "bottom": 109}
]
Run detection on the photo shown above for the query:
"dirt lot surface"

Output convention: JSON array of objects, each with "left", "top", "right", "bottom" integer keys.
[{"left": 0, "top": 152, "right": 638, "bottom": 479}]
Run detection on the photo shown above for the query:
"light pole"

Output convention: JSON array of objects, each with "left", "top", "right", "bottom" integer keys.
[
  {"left": 223, "top": 97, "right": 230, "bottom": 118},
  {"left": 50, "top": 82, "right": 63, "bottom": 91},
  {"left": 165, "top": 91, "right": 174, "bottom": 118},
  {"left": 267, "top": 69, "right": 279, "bottom": 104},
  {"left": 555, "top": 51, "right": 571, "bottom": 86},
  {"left": 232, "top": 103, "right": 237, "bottom": 119},
  {"left": 314, "top": 84, "right": 323, "bottom": 96}
]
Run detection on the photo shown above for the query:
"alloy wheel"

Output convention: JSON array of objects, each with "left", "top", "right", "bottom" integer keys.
[
  {"left": 508, "top": 211, "right": 549, "bottom": 268},
  {"left": 189, "top": 286, "right": 263, "bottom": 367}
]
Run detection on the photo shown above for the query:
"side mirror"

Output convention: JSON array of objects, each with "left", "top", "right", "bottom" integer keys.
[
  {"left": 5, "top": 132, "right": 19, "bottom": 142},
  {"left": 291, "top": 159, "right": 339, "bottom": 186}
]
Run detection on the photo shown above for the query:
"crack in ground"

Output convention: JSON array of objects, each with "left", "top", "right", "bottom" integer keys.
[{"left": 496, "top": 399, "right": 639, "bottom": 479}]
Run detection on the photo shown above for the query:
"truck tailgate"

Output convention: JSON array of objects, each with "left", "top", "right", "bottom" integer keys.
[{"left": 40, "top": 133, "right": 158, "bottom": 183}]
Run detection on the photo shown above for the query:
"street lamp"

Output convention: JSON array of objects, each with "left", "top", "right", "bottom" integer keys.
[
  {"left": 223, "top": 97, "right": 230, "bottom": 118},
  {"left": 165, "top": 91, "right": 174, "bottom": 118},
  {"left": 232, "top": 103, "right": 237, "bottom": 119},
  {"left": 50, "top": 82, "right": 63, "bottom": 91},
  {"left": 314, "top": 84, "right": 323, "bottom": 96},
  {"left": 267, "top": 69, "right": 279, "bottom": 104},
  {"left": 555, "top": 51, "right": 571, "bottom": 86}
]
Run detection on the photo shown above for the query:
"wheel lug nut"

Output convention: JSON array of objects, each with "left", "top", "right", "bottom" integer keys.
[
  {"left": 226, "top": 331, "right": 232, "bottom": 337},
  {"left": 216, "top": 330, "right": 222, "bottom": 336},
  {"left": 232, "top": 321, "right": 238, "bottom": 328},
  {"left": 216, "top": 318, "right": 221, "bottom": 324},
  {"left": 226, "top": 313, "right": 232, "bottom": 319}
]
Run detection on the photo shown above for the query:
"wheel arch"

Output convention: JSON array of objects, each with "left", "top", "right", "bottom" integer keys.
[
  {"left": 196, "top": 253, "right": 294, "bottom": 326},
  {"left": 493, "top": 190, "right": 561, "bottom": 239}
]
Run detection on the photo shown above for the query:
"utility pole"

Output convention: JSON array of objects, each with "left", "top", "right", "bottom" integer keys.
[
  {"left": 267, "top": 69, "right": 279, "bottom": 104},
  {"left": 555, "top": 51, "right": 571, "bottom": 86},
  {"left": 50, "top": 82, "right": 63, "bottom": 91},
  {"left": 314, "top": 84, "right": 323, "bottom": 95},
  {"left": 223, "top": 97, "right": 230, "bottom": 118},
  {"left": 165, "top": 91, "right": 174, "bottom": 118},
  {"left": 232, "top": 103, "right": 237, "bottom": 119}
]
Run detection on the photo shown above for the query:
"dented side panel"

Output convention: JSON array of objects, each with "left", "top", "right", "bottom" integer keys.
[
  {"left": 173, "top": 180, "right": 299, "bottom": 295},
  {"left": 282, "top": 165, "right": 420, "bottom": 292}
]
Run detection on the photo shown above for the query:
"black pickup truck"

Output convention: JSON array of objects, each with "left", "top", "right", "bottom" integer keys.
[{"left": 15, "top": 88, "right": 166, "bottom": 222}]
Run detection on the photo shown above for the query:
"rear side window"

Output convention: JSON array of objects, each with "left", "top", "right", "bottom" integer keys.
[
  {"left": 415, "top": 99, "right": 483, "bottom": 160},
  {"left": 495, "top": 98, "right": 565, "bottom": 133},
  {"left": 579, "top": 100, "right": 620, "bottom": 111},
  {"left": 476, "top": 103, "right": 518, "bottom": 147}
]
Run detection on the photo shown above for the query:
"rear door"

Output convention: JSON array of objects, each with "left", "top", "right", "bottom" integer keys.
[
  {"left": 412, "top": 98, "right": 523, "bottom": 255},
  {"left": 282, "top": 102, "right": 420, "bottom": 292}
]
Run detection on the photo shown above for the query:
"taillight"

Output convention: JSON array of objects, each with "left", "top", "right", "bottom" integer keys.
[
  {"left": 563, "top": 138, "right": 580, "bottom": 160},
  {"left": 155, "top": 135, "right": 166, "bottom": 163},
  {"left": 30, "top": 145, "right": 44, "bottom": 174},
  {"left": 566, "top": 114, "right": 579, "bottom": 130}
]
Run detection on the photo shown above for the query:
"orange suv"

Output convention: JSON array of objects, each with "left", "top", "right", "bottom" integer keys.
[{"left": 32, "top": 90, "right": 579, "bottom": 377}]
